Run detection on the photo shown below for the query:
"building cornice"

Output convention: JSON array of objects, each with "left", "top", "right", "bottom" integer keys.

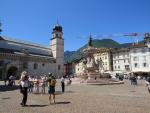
[{"left": 0, "top": 52, "right": 56, "bottom": 63}]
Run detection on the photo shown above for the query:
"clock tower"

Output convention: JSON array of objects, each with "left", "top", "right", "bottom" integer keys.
[{"left": 50, "top": 24, "right": 64, "bottom": 77}]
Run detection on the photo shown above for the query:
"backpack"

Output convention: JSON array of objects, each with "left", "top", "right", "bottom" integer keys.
[{"left": 49, "top": 79, "right": 56, "bottom": 86}]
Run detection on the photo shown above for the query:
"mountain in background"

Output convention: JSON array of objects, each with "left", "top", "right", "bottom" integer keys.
[
  {"left": 64, "top": 39, "right": 143, "bottom": 63},
  {"left": 64, "top": 51, "right": 76, "bottom": 62}
]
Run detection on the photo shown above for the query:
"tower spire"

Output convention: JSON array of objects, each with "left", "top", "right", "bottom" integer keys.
[
  {"left": 88, "top": 34, "right": 93, "bottom": 47},
  {"left": 56, "top": 18, "right": 59, "bottom": 26}
]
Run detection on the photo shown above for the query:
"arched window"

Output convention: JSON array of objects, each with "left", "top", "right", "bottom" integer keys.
[
  {"left": 34, "top": 63, "right": 38, "bottom": 70},
  {"left": 56, "top": 33, "right": 58, "bottom": 37}
]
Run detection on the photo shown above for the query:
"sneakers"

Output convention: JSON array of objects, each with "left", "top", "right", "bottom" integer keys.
[{"left": 20, "top": 103, "right": 27, "bottom": 107}]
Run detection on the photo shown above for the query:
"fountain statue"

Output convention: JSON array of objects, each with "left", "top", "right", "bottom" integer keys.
[
  {"left": 80, "top": 36, "right": 102, "bottom": 82},
  {"left": 75, "top": 36, "right": 123, "bottom": 84}
]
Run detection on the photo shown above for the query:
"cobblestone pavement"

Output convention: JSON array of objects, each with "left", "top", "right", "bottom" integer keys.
[{"left": 0, "top": 80, "right": 150, "bottom": 113}]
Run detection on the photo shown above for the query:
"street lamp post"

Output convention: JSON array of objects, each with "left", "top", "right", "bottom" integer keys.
[{"left": 0, "top": 22, "right": 2, "bottom": 34}]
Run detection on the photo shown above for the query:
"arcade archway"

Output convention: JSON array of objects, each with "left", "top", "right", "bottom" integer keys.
[{"left": 7, "top": 66, "right": 18, "bottom": 79}]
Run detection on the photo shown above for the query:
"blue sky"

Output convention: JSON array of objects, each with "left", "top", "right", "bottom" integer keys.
[{"left": 0, "top": 0, "right": 150, "bottom": 51}]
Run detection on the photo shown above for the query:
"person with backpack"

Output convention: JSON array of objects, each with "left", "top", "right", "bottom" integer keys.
[{"left": 47, "top": 73, "right": 56, "bottom": 104}]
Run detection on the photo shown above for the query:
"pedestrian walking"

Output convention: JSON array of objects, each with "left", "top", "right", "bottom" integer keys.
[
  {"left": 3, "top": 77, "right": 7, "bottom": 86},
  {"left": 61, "top": 76, "right": 65, "bottom": 93},
  {"left": 40, "top": 76, "right": 46, "bottom": 94},
  {"left": 19, "top": 71, "right": 29, "bottom": 107},
  {"left": 47, "top": 73, "right": 57, "bottom": 104},
  {"left": 33, "top": 77, "right": 39, "bottom": 94},
  {"left": 28, "top": 76, "right": 33, "bottom": 93}
]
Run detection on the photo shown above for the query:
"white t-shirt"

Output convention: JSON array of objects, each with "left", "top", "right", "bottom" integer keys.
[
  {"left": 61, "top": 78, "right": 65, "bottom": 83},
  {"left": 21, "top": 80, "right": 28, "bottom": 87}
]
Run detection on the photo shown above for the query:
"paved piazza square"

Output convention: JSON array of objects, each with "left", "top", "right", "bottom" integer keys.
[{"left": 0, "top": 80, "right": 150, "bottom": 113}]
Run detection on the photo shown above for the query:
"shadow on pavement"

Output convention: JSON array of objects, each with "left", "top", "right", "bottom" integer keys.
[
  {"left": 55, "top": 91, "right": 75, "bottom": 95},
  {"left": 0, "top": 85, "right": 19, "bottom": 92},
  {"left": 1, "top": 97, "right": 11, "bottom": 100},
  {"left": 27, "top": 105, "right": 48, "bottom": 107},
  {"left": 66, "top": 91, "right": 75, "bottom": 93},
  {"left": 55, "top": 101, "right": 71, "bottom": 104}
]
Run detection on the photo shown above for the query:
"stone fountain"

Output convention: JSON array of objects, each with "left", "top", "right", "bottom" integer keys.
[{"left": 75, "top": 36, "right": 123, "bottom": 85}]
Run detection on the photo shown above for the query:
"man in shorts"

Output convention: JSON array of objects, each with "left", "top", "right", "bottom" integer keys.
[{"left": 47, "top": 73, "right": 56, "bottom": 104}]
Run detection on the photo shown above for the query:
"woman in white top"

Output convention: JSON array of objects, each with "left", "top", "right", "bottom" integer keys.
[
  {"left": 40, "top": 76, "right": 46, "bottom": 94},
  {"left": 33, "top": 77, "right": 39, "bottom": 94},
  {"left": 20, "top": 71, "right": 29, "bottom": 107}
]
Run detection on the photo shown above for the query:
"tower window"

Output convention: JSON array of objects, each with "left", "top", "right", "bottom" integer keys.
[
  {"left": 58, "top": 64, "right": 61, "bottom": 70},
  {"left": 56, "top": 34, "right": 58, "bottom": 37}
]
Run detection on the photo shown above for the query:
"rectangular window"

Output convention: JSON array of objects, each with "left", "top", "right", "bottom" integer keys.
[
  {"left": 143, "top": 56, "right": 146, "bottom": 61},
  {"left": 134, "top": 63, "right": 138, "bottom": 68},
  {"left": 141, "top": 48, "right": 146, "bottom": 53},
  {"left": 58, "top": 64, "right": 61, "bottom": 70},
  {"left": 0, "top": 61, "right": 3, "bottom": 66},
  {"left": 143, "top": 63, "right": 147, "bottom": 67},
  {"left": 125, "top": 65, "right": 130, "bottom": 71},
  {"left": 133, "top": 50, "right": 136, "bottom": 53},
  {"left": 23, "top": 62, "right": 28, "bottom": 69},
  {"left": 34, "top": 63, "right": 38, "bottom": 70},
  {"left": 133, "top": 57, "right": 138, "bottom": 61}
]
